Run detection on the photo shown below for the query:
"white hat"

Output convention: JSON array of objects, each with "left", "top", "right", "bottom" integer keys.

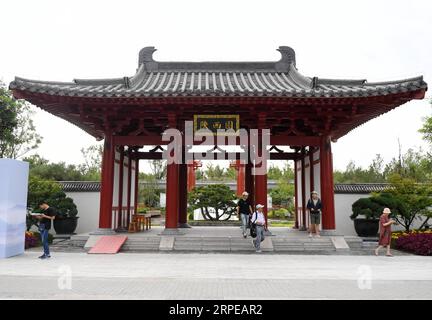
[
  {"left": 311, "top": 190, "right": 319, "bottom": 195},
  {"left": 383, "top": 208, "right": 391, "bottom": 214},
  {"left": 242, "top": 191, "right": 249, "bottom": 196},
  {"left": 256, "top": 204, "right": 264, "bottom": 209}
]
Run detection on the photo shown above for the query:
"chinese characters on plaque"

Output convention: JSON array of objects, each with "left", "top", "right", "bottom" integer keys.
[{"left": 193, "top": 115, "right": 240, "bottom": 135}]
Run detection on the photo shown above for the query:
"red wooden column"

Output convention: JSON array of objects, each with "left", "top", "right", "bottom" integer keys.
[
  {"left": 187, "top": 164, "right": 195, "bottom": 192},
  {"left": 309, "top": 147, "right": 315, "bottom": 193},
  {"left": 300, "top": 147, "right": 307, "bottom": 231},
  {"left": 126, "top": 147, "right": 132, "bottom": 227},
  {"left": 98, "top": 133, "right": 115, "bottom": 231},
  {"left": 254, "top": 134, "right": 268, "bottom": 227},
  {"left": 165, "top": 162, "right": 179, "bottom": 231},
  {"left": 187, "top": 160, "right": 202, "bottom": 192},
  {"left": 133, "top": 156, "right": 139, "bottom": 215},
  {"left": 116, "top": 146, "right": 125, "bottom": 230},
  {"left": 245, "top": 162, "right": 254, "bottom": 206},
  {"left": 178, "top": 163, "right": 190, "bottom": 228},
  {"left": 230, "top": 160, "right": 245, "bottom": 197},
  {"left": 293, "top": 159, "right": 299, "bottom": 229},
  {"left": 320, "top": 136, "right": 336, "bottom": 230}
]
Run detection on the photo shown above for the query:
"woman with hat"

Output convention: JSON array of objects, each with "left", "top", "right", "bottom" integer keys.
[
  {"left": 375, "top": 207, "right": 396, "bottom": 256},
  {"left": 307, "top": 191, "right": 322, "bottom": 238}
]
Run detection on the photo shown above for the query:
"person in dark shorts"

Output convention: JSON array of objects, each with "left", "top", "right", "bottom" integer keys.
[
  {"left": 307, "top": 191, "right": 322, "bottom": 238},
  {"left": 34, "top": 200, "right": 57, "bottom": 259},
  {"left": 236, "top": 191, "right": 253, "bottom": 238}
]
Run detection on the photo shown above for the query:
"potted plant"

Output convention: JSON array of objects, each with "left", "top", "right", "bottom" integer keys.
[
  {"left": 351, "top": 197, "right": 382, "bottom": 237},
  {"left": 350, "top": 193, "right": 399, "bottom": 237},
  {"left": 49, "top": 191, "right": 79, "bottom": 234}
]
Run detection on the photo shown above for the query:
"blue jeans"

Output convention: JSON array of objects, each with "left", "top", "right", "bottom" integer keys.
[
  {"left": 240, "top": 214, "right": 249, "bottom": 235},
  {"left": 254, "top": 225, "right": 265, "bottom": 250},
  {"left": 39, "top": 224, "right": 50, "bottom": 256}
]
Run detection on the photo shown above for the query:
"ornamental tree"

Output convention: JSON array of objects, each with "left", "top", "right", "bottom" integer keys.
[{"left": 188, "top": 184, "right": 237, "bottom": 221}]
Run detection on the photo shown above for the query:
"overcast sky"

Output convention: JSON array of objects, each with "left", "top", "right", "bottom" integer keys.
[{"left": 1, "top": 0, "right": 431, "bottom": 173}]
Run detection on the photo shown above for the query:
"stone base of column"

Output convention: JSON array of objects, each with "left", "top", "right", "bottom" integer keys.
[
  {"left": 114, "top": 226, "right": 129, "bottom": 233},
  {"left": 178, "top": 223, "right": 192, "bottom": 228},
  {"left": 160, "top": 228, "right": 185, "bottom": 235},
  {"left": 89, "top": 228, "right": 116, "bottom": 235}
]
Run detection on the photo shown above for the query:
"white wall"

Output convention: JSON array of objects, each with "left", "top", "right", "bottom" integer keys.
[
  {"left": 64, "top": 191, "right": 100, "bottom": 234},
  {"left": 334, "top": 193, "right": 360, "bottom": 236},
  {"left": 65, "top": 189, "right": 429, "bottom": 236}
]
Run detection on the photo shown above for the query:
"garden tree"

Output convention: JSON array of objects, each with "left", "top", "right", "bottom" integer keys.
[
  {"left": 419, "top": 104, "right": 432, "bottom": 144},
  {"left": 27, "top": 175, "right": 62, "bottom": 209},
  {"left": 24, "top": 154, "right": 96, "bottom": 181},
  {"left": 385, "top": 174, "right": 432, "bottom": 231},
  {"left": 268, "top": 165, "right": 283, "bottom": 180},
  {"left": 270, "top": 178, "right": 294, "bottom": 206},
  {"left": 79, "top": 144, "right": 103, "bottom": 180},
  {"left": 225, "top": 166, "right": 236, "bottom": 180},
  {"left": 0, "top": 82, "right": 42, "bottom": 159},
  {"left": 383, "top": 148, "right": 432, "bottom": 183},
  {"left": 195, "top": 168, "right": 204, "bottom": 180},
  {"left": 140, "top": 174, "right": 160, "bottom": 207},
  {"left": 351, "top": 175, "right": 432, "bottom": 232},
  {"left": 149, "top": 159, "right": 166, "bottom": 180},
  {"left": 188, "top": 184, "right": 237, "bottom": 221},
  {"left": 26, "top": 175, "right": 61, "bottom": 231},
  {"left": 334, "top": 154, "right": 386, "bottom": 183},
  {"left": 334, "top": 150, "right": 432, "bottom": 184},
  {"left": 204, "top": 163, "right": 226, "bottom": 181}
]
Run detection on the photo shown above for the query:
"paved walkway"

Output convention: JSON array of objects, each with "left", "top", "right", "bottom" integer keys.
[{"left": 0, "top": 252, "right": 431, "bottom": 299}]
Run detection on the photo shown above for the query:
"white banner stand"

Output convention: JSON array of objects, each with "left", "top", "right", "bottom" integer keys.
[{"left": 0, "top": 159, "right": 29, "bottom": 258}]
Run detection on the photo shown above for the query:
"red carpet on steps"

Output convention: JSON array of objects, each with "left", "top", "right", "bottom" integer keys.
[{"left": 88, "top": 236, "right": 128, "bottom": 254}]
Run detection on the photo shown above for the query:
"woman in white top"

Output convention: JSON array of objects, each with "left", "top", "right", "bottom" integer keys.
[{"left": 251, "top": 204, "right": 266, "bottom": 253}]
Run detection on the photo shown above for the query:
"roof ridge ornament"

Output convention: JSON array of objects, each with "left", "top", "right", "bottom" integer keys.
[
  {"left": 137, "top": 45, "right": 296, "bottom": 72},
  {"left": 276, "top": 46, "right": 296, "bottom": 67}
]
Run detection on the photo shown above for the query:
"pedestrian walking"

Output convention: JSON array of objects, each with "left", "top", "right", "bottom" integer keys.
[
  {"left": 237, "top": 191, "right": 253, "bottom": 238},
  {"left": 251, "top": 204, "right": 266, "bottom": 253},
  {"left": 375, "top": 207, "right": 396, "bottom": 257}
]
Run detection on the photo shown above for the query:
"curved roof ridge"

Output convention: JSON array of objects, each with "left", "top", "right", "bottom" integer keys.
[
  {"left": 288, "top": 64, "right": 312, "bottom": 89},
  {"left": 73, "top": 77, "right": 125, "bottom": 85},
  {"left": 14, "top": 76, "right": 74, "bottom": 85},
  {"left": 137, "top": 46, "right": 296, "bottom": 72},
  {"left": 364, "top": 75, "right": 424, "bottom": 86}
]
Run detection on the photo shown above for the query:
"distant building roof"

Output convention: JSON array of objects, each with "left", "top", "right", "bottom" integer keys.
[{"left": 59, "top": 181, "right": 390, "bottom": 194}]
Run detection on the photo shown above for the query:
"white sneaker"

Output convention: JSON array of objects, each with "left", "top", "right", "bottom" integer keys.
[
  {"left": 309, "top": 233, "right": 312, "bottom": 238},
  {"left": 316, "top": 234, "right": 321, "bottom": 238},
  {"left": 256, "top": 249, "right": 262, "bottom": 253}
]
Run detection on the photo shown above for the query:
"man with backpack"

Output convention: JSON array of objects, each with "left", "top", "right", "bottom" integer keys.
[{"left": 251, "top": 204, "right": 266, "bottom": 253}]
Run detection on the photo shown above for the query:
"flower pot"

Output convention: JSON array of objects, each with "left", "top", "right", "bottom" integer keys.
[
  {"left": 353, "top": 218, "right": 379, "bottom": 237},
  {"left": 53, "top": 216, "right": 79, "bottom": 234}
]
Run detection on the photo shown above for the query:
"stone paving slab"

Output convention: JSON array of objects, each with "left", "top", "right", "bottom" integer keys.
[{"left": 0, "top": 252, "right": 431, "bottom": 299}]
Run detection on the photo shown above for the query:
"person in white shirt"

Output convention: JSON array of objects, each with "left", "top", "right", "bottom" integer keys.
[{"left": 251, "top": 204, "right": 266, "bottom": 253}]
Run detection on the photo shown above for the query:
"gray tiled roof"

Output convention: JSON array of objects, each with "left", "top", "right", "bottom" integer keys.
[
  {"left": 59, "top": 181, "right": 391, "bottom": 194},
  {"left": 9, "top": 46, "right": 427, "bottom": 99},
  {"left": 333, "top": 183, "right": 390, "bottom": 194}
]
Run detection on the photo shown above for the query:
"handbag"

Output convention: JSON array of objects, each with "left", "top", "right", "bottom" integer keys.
[{"left": 250, "top": 212, "right": 257, "bottom": 238}]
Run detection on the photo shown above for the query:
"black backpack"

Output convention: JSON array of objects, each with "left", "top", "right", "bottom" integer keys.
[{"left": 249, "top": 212, "right": 258, "bottom": 238}]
